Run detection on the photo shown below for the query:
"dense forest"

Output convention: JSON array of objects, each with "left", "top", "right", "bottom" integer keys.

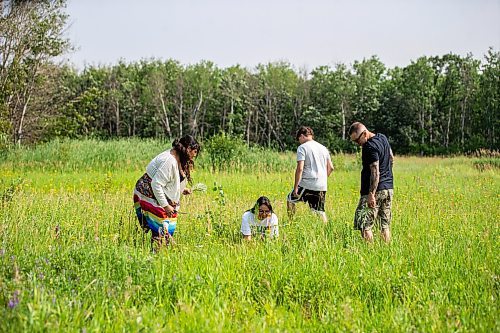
[{"left": 1, "top": 0, "right": 498, "bottom": 154}]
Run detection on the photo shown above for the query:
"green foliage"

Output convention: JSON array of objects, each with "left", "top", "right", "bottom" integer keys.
[
  {"left": 1, "top": 45, "right": 499, "bottom": 154},
  {"left": 204, "top": 133, "right": 248, "bottom": 171},
  {"left": 0, "top": 0, "right": 71, "bottom": 145}
]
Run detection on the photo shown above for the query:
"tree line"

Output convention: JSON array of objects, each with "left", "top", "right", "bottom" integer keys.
[{"left": 1, "top": 0, "right": 498, "bottom": 154}]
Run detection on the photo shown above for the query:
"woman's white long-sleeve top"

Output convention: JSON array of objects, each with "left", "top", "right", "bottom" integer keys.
[{"left": 146, "top": 150, "right": 181, "bottom": 208}]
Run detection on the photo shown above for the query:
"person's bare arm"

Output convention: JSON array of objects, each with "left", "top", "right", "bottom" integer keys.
[
  {"left": 293, "top": 160, "right": 304, "bottom": 195},
  {"left": 368, "top": 161, "right": 380, "bottom": 208},
  {"left": 327, "top": 158, "right": 334, "bottom": 176},
  {"left": 390, "top": 148, "right": 394, "bottom": 168}
]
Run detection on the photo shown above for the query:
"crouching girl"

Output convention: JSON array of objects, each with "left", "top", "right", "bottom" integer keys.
[{"left": 241, "top": 196, "right": 279, "bottom": 240}]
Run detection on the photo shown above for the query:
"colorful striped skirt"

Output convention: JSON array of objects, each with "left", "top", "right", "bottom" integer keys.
[{"left": 133, "top": 173, "right": 178, "bottom": 237}]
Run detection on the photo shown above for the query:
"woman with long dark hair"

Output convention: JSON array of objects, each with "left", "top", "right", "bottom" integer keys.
[
  {"left": 241, "top": 196, "right": 279, "bottom": 240},
  {"left": 133, "top": 135, "right": 200, "bottom": 249}
]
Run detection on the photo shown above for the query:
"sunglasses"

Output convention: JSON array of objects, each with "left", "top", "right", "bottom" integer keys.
[{"left": 352, "top": 130, "right": 366, "bottom": 144}]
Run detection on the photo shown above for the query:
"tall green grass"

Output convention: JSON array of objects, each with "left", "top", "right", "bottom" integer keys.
[
  {"left": 1, "top": 138, "right": 361, "bottom": 173},
  {"left": 0, "top": 140, "right": 498, "bottom": 332}
]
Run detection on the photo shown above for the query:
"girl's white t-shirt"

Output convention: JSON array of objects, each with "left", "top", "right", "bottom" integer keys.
[{"left": 240, "top": 211, "right": 279, "bottom": 238}]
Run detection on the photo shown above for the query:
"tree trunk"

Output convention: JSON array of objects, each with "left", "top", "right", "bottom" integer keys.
[
  {"left": 190, "top": 91, "right": 203, "bottom": 136},
  {"left": 445, "top": 106, "right": 451, "bottom": 148},
  {"left": 132, "top": 114, "right": 136, "bottom": 136},
  {"left": 460, "top": 95, "right": 468, "bottom": 148},
  {"left": 419, "top": 108, "right": 425, "bottom": 144},
  {"left": 115, "top": 98, "right": 120, "bottom": 136},
  {"left": 266, "top": 92, "right": 271, "bottom": 147},
  {"left": 178, "top": 94, "right": 183, "bottom": 137},
  {"left": 16, "top": 93, "right": 31, "bottom": 146},
  {"left": 159, "top": 92, "right": 172, "bottom": 137},
  {"left": 341, "top": 101, "right": 346, "bottom": 140},
  {"left": 262, "top": 108, "right": 285, "bottom": 150},
  {"left": 228, "top": 97, "right": 234, "bottom": 135},
  {"left": 429, "top": 109, "right": 433, "bottom": 144},
  {"left": 245, "top": 107, "right": 252, "bottom": 145},
  {"left": 254, "top": 107, "right": 259, "bottom": 145}
]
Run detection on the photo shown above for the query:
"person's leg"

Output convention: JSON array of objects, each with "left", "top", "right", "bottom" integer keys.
[
  {"left": 146, "top": 215, "right": 167, "bottom": 252},
  {"left": 378, "top": 189, "right": 393, "bottom": 243},
  {"left": 133, "top": 195, "right": 149, "bottom": 232},
  {"left": 164, "top": 216, "right": 177, "bottom": 247},
  {"left": 354, "top": 195, "right": 377, "bottom": 242},
  {"left": 287, "top": 200, "right": 296, "bottom": 220},
  {"left": 318, "top": 211, "right": 328, "bottom": 224},
  {"left": 381, "top": 229, "right": 391, "bottom": 243},
  {"left": 287, "top": 188, "right": 304, "bottom": 220},
  {"left": 362, "top": 229, "right": 374, "bottom": 242},
  {"left": 306, "top": 190, "right": 328, "bottom": 223},
  {"left": 150, "top": 230, "right": 162, "bottom": 253}
]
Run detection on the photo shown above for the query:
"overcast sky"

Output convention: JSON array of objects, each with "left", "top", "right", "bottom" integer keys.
[{"left": 63, "top": 0, "right": 500, "bottom": 70}]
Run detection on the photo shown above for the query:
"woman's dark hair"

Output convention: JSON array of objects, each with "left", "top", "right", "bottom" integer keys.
[
  {"left": 172, "top": 135, "right": 200, "bottom": 183},
  {"left": 248, "top": 196, "right": 273, "bottom": 214}
]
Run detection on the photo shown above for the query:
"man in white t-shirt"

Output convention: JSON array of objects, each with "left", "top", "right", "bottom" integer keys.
[{"left": 287, "top": 126, "right": 334, "bottom": 223}]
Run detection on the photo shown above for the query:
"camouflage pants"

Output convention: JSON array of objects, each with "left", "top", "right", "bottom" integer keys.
[{"left": 354, "top": 189, "right": 393, "bottom": 231}]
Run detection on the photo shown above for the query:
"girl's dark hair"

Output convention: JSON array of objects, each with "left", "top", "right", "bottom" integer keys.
[
  {"left": 172, "top": 135, "right": 200, "bottom": 183},
  {"left": 249, "top": 196, "right": 273, "bottom": 214}
]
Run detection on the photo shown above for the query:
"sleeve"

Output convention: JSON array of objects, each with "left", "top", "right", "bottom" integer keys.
[
  {"left": 180, "top": 178, "right": 187, "bottom": 194},
  {"left": 365, "top": 144, "right": 379, "bottom": 165},
  {"left": 150, "top": 162, "right": 172, "bottom": 208},
  {"left": 241, "top": 212, "right": 252, "bottom": 236},
  {"left": 270, "top": 214, "right": 279, "bottom": 238},
  {"left": 297, "top": 145, "right": 306, "bottom": 161}
]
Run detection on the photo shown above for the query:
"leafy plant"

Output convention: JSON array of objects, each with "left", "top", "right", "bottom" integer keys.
[{"left": 204, "top": 132, "right": 247, "bottom": 172}]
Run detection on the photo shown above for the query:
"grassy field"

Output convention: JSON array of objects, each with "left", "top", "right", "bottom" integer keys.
[{"left": 0, "top": 139, "right": 498, "bottom": 332}]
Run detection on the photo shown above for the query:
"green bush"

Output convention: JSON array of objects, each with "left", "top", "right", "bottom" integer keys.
[{"left": 204, "top": 133, "right": 248, "bottom": 172}]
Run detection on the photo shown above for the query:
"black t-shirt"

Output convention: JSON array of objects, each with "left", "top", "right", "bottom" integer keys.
[{"left": 360, "top": 133, "right": 393, "bottom": 195}]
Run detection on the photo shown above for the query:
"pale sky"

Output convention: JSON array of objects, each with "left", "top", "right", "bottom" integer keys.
[{"left": 63, "top": 0, "right": 500, "bottom": 70}]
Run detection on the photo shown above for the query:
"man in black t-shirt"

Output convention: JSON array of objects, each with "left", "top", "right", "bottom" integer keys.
[{"left": 349, "top": 122, "right": 394, "bottom": 242}]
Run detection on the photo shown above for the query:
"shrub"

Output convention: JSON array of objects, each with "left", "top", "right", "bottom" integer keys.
[{"left": 204, "top": 133, "right": 248, "bottom": 172}]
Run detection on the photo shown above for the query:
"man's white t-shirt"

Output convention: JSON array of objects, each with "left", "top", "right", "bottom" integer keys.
[
  {"left": 240, "top": 211, "right": 279, "bottom": 238},
  {"left": 297, "top": 140, "right": 331, "bottom": 191}
]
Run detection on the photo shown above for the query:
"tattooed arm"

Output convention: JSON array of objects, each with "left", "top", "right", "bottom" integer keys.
[{"left": 368, "top": 160, "right": 379, "bottom": 208}]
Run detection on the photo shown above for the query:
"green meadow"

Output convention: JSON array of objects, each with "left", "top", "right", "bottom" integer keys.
[{"left": 0, "top": 139, "right": 498, "bottom": 332}]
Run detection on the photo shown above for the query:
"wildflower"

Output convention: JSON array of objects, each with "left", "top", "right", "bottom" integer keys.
[{"left": 8, "top": 290, "right": 20, "bottom": 309}]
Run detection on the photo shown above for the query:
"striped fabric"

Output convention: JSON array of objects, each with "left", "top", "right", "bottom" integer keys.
[{"left": 133, "top": 173, "right": 178, "bottom": 237}]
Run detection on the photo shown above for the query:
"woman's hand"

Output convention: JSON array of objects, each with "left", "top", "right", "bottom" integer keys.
[
  {"left": 164, "top": 204, "right": 175, "bottom": 215},
  {"left": 182, "top": 188, "right": 192, "bottom": 195}
]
